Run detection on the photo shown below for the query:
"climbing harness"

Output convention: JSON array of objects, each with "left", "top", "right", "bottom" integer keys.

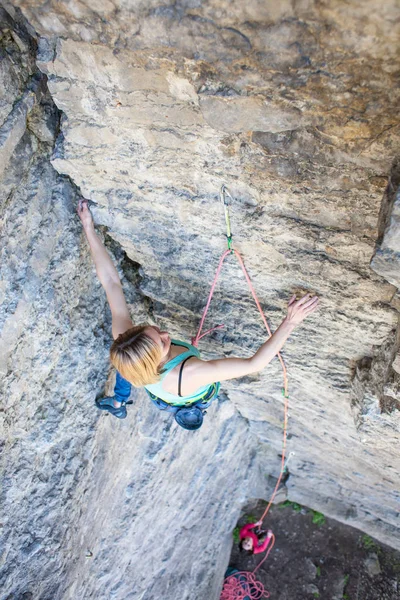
[{"left": 191, "top": 186, "right": 290, "bottom": 600}]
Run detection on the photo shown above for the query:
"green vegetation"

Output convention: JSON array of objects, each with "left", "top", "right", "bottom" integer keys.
[
  {"left": 279, "top": 502, "right": 326, "bottom": 527},
  {"left": 245, "top": 514, "right": 257, "bottom": 523},
  {"left": 361, "top": 534, "right": 380, "bottom": 553},
  {"left": 342, "top": 573, "right": 350, "bottom": 599},
  {"left": 311, "top": 511, "right": 326, "bottom": 527},
  {"left": 313, "top": 593, "right": 320, "bottom": 598},
  {"left": 280, "top": 500, "right": 303, "bottom": 512},
  {"left": 362, "top": 534, "right": 374, "bottom": 549},
  {"left": 316, "top": 566, "right": 321, "bottom": 577},
  {"left": 233, "top": 526, "right": 240, "bottom": 544}
]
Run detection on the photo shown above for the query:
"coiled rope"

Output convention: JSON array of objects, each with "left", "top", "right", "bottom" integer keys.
[{"left": 192, "top": 186, "right": 290, "bottom": 600}]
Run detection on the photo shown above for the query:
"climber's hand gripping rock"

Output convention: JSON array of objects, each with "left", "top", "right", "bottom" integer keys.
[
  {"left": 286, "top": 293, "right": 319, "bottom": 325},
  {"left": 77, "top": 199, "right": 94, "bottom": 231}
]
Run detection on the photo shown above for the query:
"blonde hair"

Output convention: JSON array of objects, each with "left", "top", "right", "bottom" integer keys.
[{"left": 110, "top": 325, "right": 163, "bottom": 387}]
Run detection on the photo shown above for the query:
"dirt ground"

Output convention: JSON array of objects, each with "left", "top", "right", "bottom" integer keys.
[{"left": 226, "top": 500, "right": 400, "bottom": 600}]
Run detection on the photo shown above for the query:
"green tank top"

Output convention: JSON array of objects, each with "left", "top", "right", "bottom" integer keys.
[{"left": 144, "top": 339, "right": 215, "bottom": 405}]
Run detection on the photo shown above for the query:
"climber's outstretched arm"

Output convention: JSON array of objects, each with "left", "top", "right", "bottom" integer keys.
[
  {"left": 189, "top": 293, "right": 319, "bottom": 387},
  {"left": 77, "top": 200, "right": 133, "bottom": 339}
]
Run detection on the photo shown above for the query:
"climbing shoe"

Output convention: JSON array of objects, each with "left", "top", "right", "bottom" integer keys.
[{"left": 96, "top": 397, "right": 130, "bottom": 419}]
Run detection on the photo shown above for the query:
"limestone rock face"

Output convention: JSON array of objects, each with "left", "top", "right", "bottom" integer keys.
[
  {"left": 0, "top": 7, "right": 113, "bottom": 597},
  {"left": 1, "top": 1, "right": 400, "bottom": 599},
  {"left": 371, "top": 162, "right": 400, "bottom": 289}
]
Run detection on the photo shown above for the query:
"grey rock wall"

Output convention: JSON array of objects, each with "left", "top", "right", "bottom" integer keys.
[
  {"left": 1, "top": 1, "right": 400, "bottom": 599},
  {"left": 0, "top": 8, "right": 111, "bottom": 598},
  {"left": 371, "top": 161, "right": 400, "bottom": 289}
]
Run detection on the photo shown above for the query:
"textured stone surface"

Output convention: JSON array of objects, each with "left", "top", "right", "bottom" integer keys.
[
  {"left": 364, "top": 553, "right": 382, "bottom": 577},
  {"left": 371, "top": 161, "right": 400, "bottom": 289},
  {"left": 1, "top": 1, "right": 400, "bottom": 599},
  {"left": 0, "top": 8, "right": 112, "bottom": 598},
  {"left": 59, "top": 399, "right": 267, "bottom": 600},
  {"left": 0, "top": 12, "right": 269, "bottom": 600}
]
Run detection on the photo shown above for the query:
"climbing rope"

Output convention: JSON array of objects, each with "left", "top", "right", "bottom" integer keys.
[
  {"left": 192, "top": 186, "right": 290, "bottom": 600},
  {"left": 220, "top": 535, "right": 275, "bottom": 600}
]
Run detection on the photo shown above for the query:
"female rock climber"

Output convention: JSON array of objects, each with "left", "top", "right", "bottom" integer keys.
[
  {"left": 77, "top": 200, "right": 319, "bottom": 431},
  {"left": 239, "top": 521, "right": 273, "bottom": 555}
]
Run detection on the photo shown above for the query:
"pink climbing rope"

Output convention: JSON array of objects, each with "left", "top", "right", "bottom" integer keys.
[
  {"left": 220, "top": 572, "right": 270, "bottom": 600},
  {"left": 192, "top": 247, "right": 289, "bottom": 600},
  {"left": 220, "top": 536, "right": 275, "bottom": 600},
  {"left": 192, "top": 248, "right": 289, "bottom": 513}
]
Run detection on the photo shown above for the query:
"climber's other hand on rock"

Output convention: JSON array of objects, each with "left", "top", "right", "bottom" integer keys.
[
  {"left": 77, "top": 199, "right": 94, "bottom": 231},
  {"left": 286, "top": 293, "right": 319, "bottom": 326}
]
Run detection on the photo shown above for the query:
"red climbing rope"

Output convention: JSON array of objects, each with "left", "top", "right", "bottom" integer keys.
[
  {"left": 220, "top": 536, "right": 275, "bottom": 600},
  {"left": 192, "top": 246, "right": 289, "bottom": 517},
  {"left": 192, "top": 187, "right": 290, "bottom": 600}
]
